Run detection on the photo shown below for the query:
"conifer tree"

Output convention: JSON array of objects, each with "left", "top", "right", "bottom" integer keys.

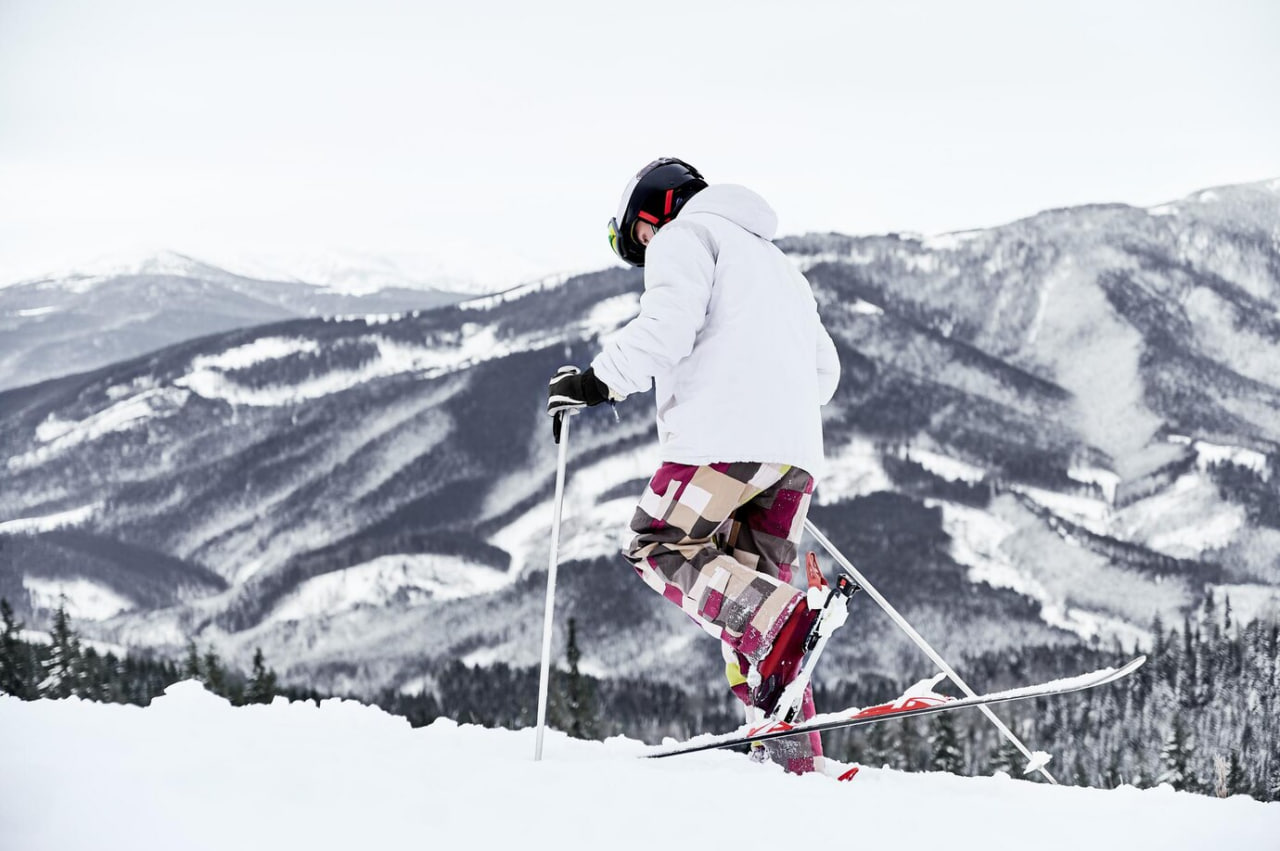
[
  {"left": 245, "top": 648, "right": 278, "bottom": 704},
  {"left": 929, "top": 711, "right": 964, "bottom": 774},
  {"left": 41, "top": 601, "right": 81, "bottom": 699},
  {"left": 564, "top": 618, "right": 596, "bottom": 740},
  {"left": 183, "top": 641, "right": 201, "bottom": 680},
  {"left": 1103, "top": 747, "right": 1125, "bottom": 788},
  {"left": 898, "top": 717, "right": 925, "bottom": 771},
  {"left": 1222, "top": 751, "right": 1248, "bottom": 798},
  {"left": 202, "top": 646, "right": 227, "bottom": 696},
  {"left": 0, "top": 598, "right": 31, "bottom": 698},
  {"left": 987, "top": 736, "right": 1023, "bottom": 776},
  {"left": 862, "top": 716, "right": 896, "bottom": 768},
  {"left": 1158, "top": 715, "right": 1199, "bottom": 792}
]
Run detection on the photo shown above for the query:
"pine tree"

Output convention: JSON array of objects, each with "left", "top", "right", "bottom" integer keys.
[
  {"left": 183, "top": 641, "right": 201, "bottom": 680},
  {"left": 41, "top": 601, "right": 81, "bottom": 699},
  {"left": 1103, "top": 747, "right": 1125, "bottom": 788},
  {"left": 202, "top": 646, "right": 227, "bottom": 696},
  {"left": 898, "top": 717, "right": 925, "bottom": 771},
  {"left": 1222, "top": 751, "right": 1248, "bottom": 798},
  {"left": 0, "top": 598, "right": 31, "bottom": 698},
  {"left": 563, "top": 618, "right": 595, "bottom": 739},
  {"left": 862, "top": 716, "right": 896, "bottom": 768},
  {"left": 987, "top": 736, "right": 1023, "bottom": 776},
  {"left": 929, "top": 711, "right": 964, "bottom": 774},
  {"left": 245, "top": 647, "right": 278, "bottom": 704},
  {"left": 1158, "top": 715, "right": 1199, "bottom": 792}
]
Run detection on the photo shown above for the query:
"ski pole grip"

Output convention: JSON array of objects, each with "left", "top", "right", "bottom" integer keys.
[{"left": 550, "top": 365, "right": 580, "bottom": 445}]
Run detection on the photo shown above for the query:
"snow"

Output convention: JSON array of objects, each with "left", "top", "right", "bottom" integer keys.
[
  {"left": 1208, "top": 584, "right": 1280, "bottom": 624},
  {"left": 1146, "top": 501, "right": 1245, "bottom": 555},
  {"left": 487, "top": 444, "right": 657, "bottom": 580},
  {"left": 1168, "top": 434, "right": 1271, "bottom": 480},
  {"left": 176, "top": 315, "right": 629, "bottom": 408},
  {"left": 2, "top": 684, "right": 1276, "bottom": 851},
  {"left": 583, "top": 291, "right": 641, "bottom": 336},
  {"left": 457, "top": 272, "right": 574, "bottom": 311},
  {"left": 790, "top": 246, "right": 877, "bottom": 272},
  {"left": 268, "top": 555, "right": 510, "bottom": 623},
  {"left": 817, "top": 436, "right": 893, "bottom": 504},
  {"left": 213, "top": 248, "right": 483, "bottom": 295},
  {"left": 1115, "top": 472, "right": 1247, "bottom": 558},
  {"left": 4, "top": 250, "right": 218, "bottom": 294},
  {"left": 0, "top": 503, "right": 100, "bottom": 534},
  {"left": 903, "top": 446, "right": 987, "bottom": 483},
  {"left": 921, "top": 229, "right": 984, "bottom": 251},
  {"left": 1009, "top": 483, "right": 1112, "bottom": 536},
  {"left": 8, "top": 388, "right": 191, "bottom": 470},
  {"left": 1, "top": 248, "right": 509, "bottom": 297},
  {"left": 189, "top": 336, "right": 321, "bottom": 372},
  {"left": 1067, "top": 465, "right": 1121, "bottom": 504},
  {"left": 13, "top": 305, "right": 60, "bottom": 317},
  {"left": 22, "top": 577, "right": 133, "bottom": 620},
  {"left": 177, "top": 331, "right": 504, "bottom": 406},
  {"left": 936, "top": 500, "right": 1151, "bottom": 646}
]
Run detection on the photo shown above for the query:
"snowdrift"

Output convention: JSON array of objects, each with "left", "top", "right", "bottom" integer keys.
[{"left": 1, "top": 681, "right": 1275, "bottom": 850}]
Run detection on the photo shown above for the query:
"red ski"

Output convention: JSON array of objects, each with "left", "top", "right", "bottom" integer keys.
[{"left": 646, "top": 656, "right": 1146, "bottom": 759}]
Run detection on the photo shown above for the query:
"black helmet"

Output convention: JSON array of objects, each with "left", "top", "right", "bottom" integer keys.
[{"left": 607, "top": 157, "right": 707, "bottom": 267}]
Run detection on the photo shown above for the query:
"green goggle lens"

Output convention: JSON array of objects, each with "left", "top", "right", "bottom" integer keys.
[{"left": 607, "top": 218, "right": 622, "bottom": 258}]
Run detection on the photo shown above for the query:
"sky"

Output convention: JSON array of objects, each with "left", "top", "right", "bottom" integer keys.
[{"left": 1, "top": 0, "right": 1277, "bottom": 290}]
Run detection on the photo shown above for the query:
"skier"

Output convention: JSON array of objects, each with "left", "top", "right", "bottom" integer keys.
[{"left": 547, "top": 157, "right": 841, "bottom": 773}]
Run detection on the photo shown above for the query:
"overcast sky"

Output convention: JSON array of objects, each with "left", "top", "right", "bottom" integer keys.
[{"left": 1, "top": 0, "right": 1277, "bottom": 290}]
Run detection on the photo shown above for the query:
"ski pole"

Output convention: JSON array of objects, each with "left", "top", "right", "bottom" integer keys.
[
  {"left": 804, "top": 518, "right": 1059, "bottom": 784},
  {"left": 534, "top": 408, "right": 574, "bottom": 761}
]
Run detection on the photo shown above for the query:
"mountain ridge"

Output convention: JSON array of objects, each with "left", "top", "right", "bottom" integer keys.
[{"left": 1, "top": 180, "right": 1277, "bottom": 696}]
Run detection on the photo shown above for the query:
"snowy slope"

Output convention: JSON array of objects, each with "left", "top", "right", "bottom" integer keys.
[
  {"left": 1, "top": 685, "right": 1276, "bottom": 851},
  {"left": 0, "top": 251, "right": 473, "bottom": 391}
]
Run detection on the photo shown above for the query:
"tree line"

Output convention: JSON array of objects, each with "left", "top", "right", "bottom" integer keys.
[
  {"left": 0, "top": 597, "right": 303, "bottom": 707},
  {"left": 4, "top": 595, "right": 1276, "bottom": 801},
  {"left": 817, "top": 591, "right": 1278, "bottom": 800}
]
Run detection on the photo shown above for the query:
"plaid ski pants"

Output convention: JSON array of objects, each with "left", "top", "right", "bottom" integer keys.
[{"left": 624, "top": 461, "right": 824, "bottom": 773}]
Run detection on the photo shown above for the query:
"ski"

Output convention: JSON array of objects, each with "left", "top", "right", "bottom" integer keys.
[{"left": 646, "top": 655, "right": 1146, "bottom": 759}]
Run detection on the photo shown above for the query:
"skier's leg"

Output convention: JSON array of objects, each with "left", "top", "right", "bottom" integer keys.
[
  {"left": 624, "top": 462, "right": 806, "bottom": 664},
  {"left": 723, "top": 465, "right": 815, "bottom": 584},
  {"left": 724, "top": 466, "right": 826, "bottom": 773}
]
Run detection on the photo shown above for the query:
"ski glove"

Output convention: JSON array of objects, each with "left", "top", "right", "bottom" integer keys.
[{"left": 547, "top": 366, "right": 611, "bottom": 443}]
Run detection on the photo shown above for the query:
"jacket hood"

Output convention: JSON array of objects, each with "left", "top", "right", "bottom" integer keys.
[{"left": 680, "top": 184, "right": 778, "bottom": 240}]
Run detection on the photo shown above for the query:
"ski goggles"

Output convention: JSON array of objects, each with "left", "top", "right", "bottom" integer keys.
[{"left": 608, "top": 217, "right": 623, "bottom": 259}]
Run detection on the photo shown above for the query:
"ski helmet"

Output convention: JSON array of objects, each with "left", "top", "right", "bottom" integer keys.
[{"left": 607, "top": 157, "right": 707, "bottom": 267}]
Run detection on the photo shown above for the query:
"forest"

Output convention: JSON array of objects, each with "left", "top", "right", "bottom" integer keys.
[{"left": 3, "top": 594, "right": 1274, "bottom": 801}]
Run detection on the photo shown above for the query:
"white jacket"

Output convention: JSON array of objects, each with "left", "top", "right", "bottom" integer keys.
[{"left": 591, "top": 184, "right": 840, "bottom": 478}]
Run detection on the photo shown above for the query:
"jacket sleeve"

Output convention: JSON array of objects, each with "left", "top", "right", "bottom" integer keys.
[
  {"left": 815, "top": 318, "right": 840, "bottom": 405},
  {"left": 590, "top": 225, "right": 714, "bottom": 398}
]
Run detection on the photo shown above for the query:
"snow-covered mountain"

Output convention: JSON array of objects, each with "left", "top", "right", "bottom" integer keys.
[
  {"left": 0, "top": 251, "right": 474, "bottom": 391},
  {"left": 0, "top": 180, "right": 1277, "bottom": 697},
  {"left": 3, "top": 684, "right": 1276, "bottom": 851}
]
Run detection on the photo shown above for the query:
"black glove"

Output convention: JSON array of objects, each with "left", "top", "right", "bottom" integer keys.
[{"left": 547, "top": 366, "right": 611, "bottom": 442}]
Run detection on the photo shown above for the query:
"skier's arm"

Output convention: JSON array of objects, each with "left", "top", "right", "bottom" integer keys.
[
  {"left": 816, "top": 320, "right": 840, "bottom": 405},
  {"left": 590, "top": 225, "right": 714, "bottom": 398}
]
